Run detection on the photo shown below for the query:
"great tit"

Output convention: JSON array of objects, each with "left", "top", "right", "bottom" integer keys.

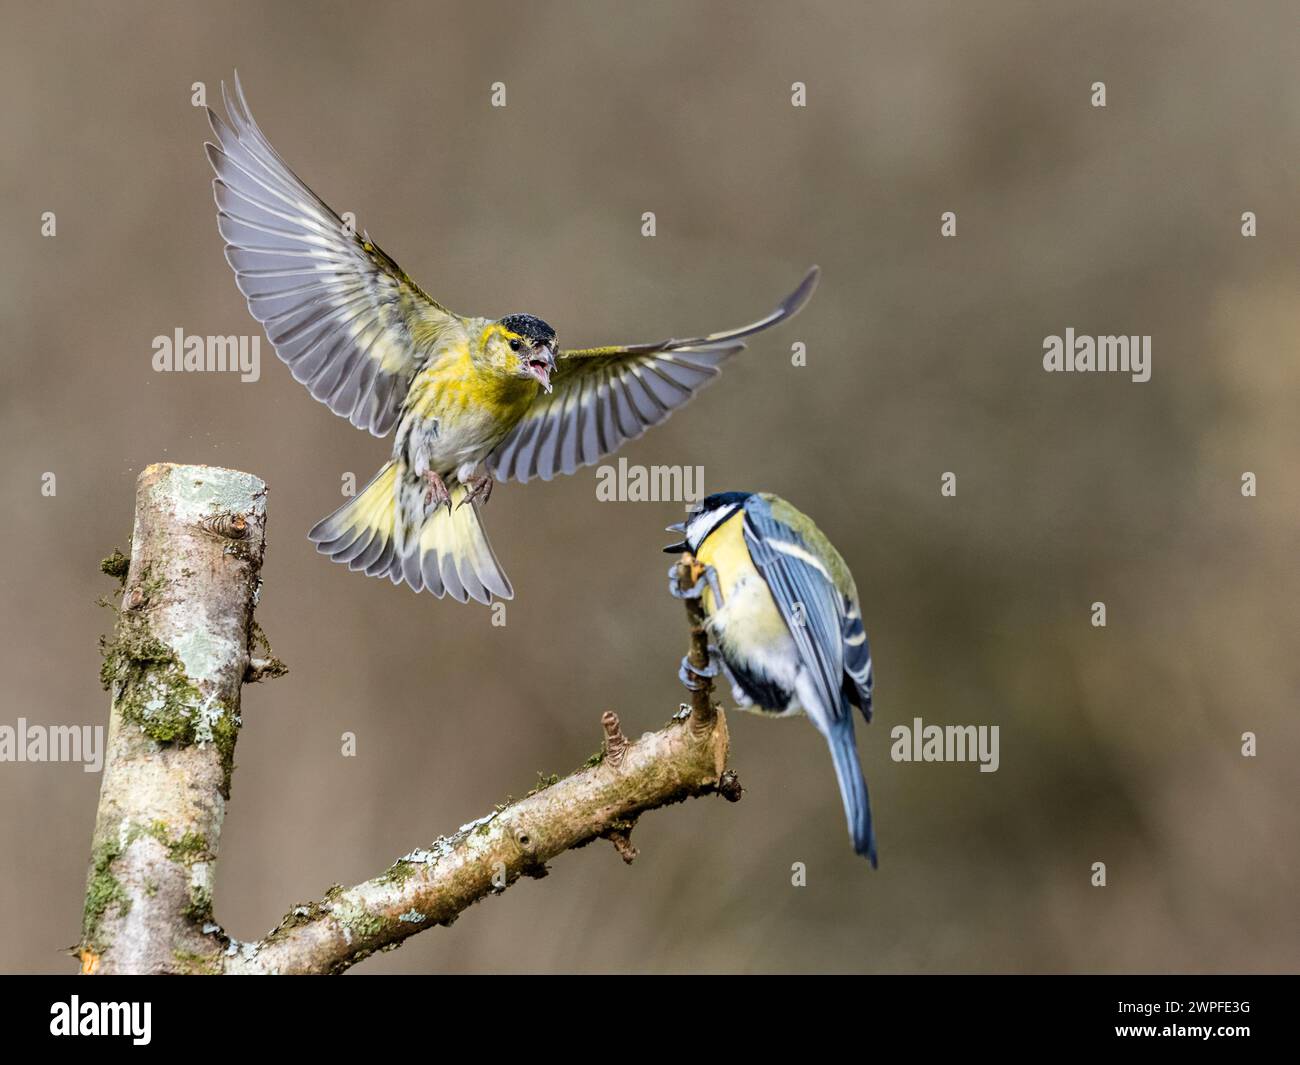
[
  {"left": 667, "top": 492, "right": 877, "bottom": 865},
  {"left": 204, "top": 74, "right": 818, "bottom": 603}
]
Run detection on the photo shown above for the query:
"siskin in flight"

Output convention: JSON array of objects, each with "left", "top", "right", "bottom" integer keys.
[
  {"left": 666, "top": 492, "right": 877, "bottom": 865},
  {"left": 204, "top": 74, "right": 818, "bottom": 603}
]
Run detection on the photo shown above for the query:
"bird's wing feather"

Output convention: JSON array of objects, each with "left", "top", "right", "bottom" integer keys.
[
  {"left": 741, "top": 495, "right": 847, "bottom": 734},
  {"left": 486, "top": 267, "right": 819, "bottom": 483},
  {"left": 205, "top": 73, "right": 452, "bottom": 437},
  {"left": 841, "top": 601, "right": 874, "bottom": 723}
]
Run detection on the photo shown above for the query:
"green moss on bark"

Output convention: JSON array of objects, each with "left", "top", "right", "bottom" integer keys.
[
  {"left": 331, "top": 898, "right": 394, "bottom": 944},
  {"left": 97, "top": 612, "right": 241, "bottom": 794},
  {"left": 380, "top": 859, "right": 417, "bottom": 886},
  {"left": 527, "top": 771, "right": 560, "bottom": 796},
  {"left": 100, "top": 550, "right": 130, "bottom": 584},
  {"left": 82, "top": 838, "right": 130, "bottom": 953},
  {"left": 167, "top": 831, "right": 212, "bottom": 863},
  {"left": 183, "top": 884, "right": 214, "bottom": 924},
  {"left": 172, "top": 948, "right": 221, "bottom": 975},
  {"left": 248, "top": 620, "right": 289, "bottom": 679}
]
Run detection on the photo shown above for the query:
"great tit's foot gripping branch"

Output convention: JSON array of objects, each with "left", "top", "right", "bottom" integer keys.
[
  {"left": 668, "top": 561, "right": 724, "bottom": 606},
  {"left": 668, "top": 561, "right": 704, "bottom": 599},
  {"left": 679, "top": 651, "right": 720, "bottom": 692}
]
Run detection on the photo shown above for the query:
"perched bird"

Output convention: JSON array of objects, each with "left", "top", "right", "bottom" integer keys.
[
  {"left": 204, "top": 74, "right": 818, "bottom": 603},
  {"left": 666, "top": 492, "right": 877, "bottom": 864}
]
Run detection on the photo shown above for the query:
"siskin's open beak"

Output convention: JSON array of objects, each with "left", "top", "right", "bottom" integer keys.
[{"left": 525, "top": 345, "right": 556, "bottom": 393}]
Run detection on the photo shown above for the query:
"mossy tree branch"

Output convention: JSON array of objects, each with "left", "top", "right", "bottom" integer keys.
[
  {"left": 82, "top": 464, "right": 739, "bottom": 975},
  {"left": 81, "top": 463, "right": 270, "bottom": 974},
  {"left": 225, "top": 706, "right": 736, "bottom": 974}
]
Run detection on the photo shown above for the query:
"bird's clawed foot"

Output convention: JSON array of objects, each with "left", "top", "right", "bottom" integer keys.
[
  {"left": 668, "top": 562, "right": 724, "bottom": 606},
  {"left": 424, "top": 470, "right": 453, "bottom": 513},
  {"left": 678, "top": 649, "right": 721, "bottom": 692},
  {"left": 458, "top": 474, "right": 494, "bottom": 509}
]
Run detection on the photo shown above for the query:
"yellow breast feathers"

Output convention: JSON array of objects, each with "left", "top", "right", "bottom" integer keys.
[
  {"left": 695, "top": 511, "right": 791, "bottom": 648},
  {"left": 408, "top": 339, "right": 538, "bottom": 426}
]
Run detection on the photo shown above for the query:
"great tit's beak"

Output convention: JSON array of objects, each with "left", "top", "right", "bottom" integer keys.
[
  {"left": 525, "top": 345, "right": 556, "bottom": 393},
  {"left": 662, "top": 521, "right": 687, "bottom": 553}
]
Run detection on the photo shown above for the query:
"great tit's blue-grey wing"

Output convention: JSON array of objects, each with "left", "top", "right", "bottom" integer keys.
[
  {"left": 487, "top": 267, "right": 819, "bottom": 483},
  {"left": 740, "top": 494, "right": 847, "bottom": 731},
  {"left": 205, "top": 73, "right": 452, "bottom": 437}
]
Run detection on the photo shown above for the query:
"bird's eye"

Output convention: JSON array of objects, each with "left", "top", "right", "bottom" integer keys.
[{"left": 509, "top": 339, "right": 521, "bottom": 351}]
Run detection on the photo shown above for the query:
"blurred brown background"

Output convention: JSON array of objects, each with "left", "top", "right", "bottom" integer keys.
[{"left": 1, "top": 0, "right": 1296, "bottom": 973}]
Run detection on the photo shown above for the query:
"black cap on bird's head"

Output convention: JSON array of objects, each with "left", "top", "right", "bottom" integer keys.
[
  {"left": 500, "top": 313, "right": 556, "bottom": 347},
  {"left": 663, "top": 491, "right": 753, "bottom": 554},
  {"left": 499, "top": 313, "right": 558, "bottom": 393}
]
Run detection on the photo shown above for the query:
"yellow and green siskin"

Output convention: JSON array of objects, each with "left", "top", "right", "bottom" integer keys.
[{"left": 205, "top": 74, "right": 817, "bottom": 604}]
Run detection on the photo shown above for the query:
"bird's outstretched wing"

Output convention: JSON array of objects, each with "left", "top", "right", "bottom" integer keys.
[
  {"left": 205, "top": 73, "right": 452, "bottom": 437},
  {"left": 487, "top": 267, "right": 819, "bottom": 483}
]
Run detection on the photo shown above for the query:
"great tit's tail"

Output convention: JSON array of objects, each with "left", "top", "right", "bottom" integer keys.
[
  {"left": 308, "top": 460, "right": 513, "bottom": 604},
  {"left": 826, "top": 717, "right": 877, "bottom": 867}
]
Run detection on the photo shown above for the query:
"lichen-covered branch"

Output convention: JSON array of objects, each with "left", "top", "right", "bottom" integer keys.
[
  {"left": 80, "top": 463, "right": 270, "bottom": 974},
  {"left": 214, "top": 553, "right": 739, "bottom": 974},
  {"left": 80, "top": 464, "right": 740, "bottom": 975},
  {"left": 223, "top": 705, "right": 737, "bottom": 974}
]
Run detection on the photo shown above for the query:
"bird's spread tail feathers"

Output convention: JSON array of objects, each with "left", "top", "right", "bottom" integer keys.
[
  {"left": 827, "top": 718, "right": 877, "bottom": 867},
  {"left": 308, "top": 461, "right": 513, "bottom": 604}
]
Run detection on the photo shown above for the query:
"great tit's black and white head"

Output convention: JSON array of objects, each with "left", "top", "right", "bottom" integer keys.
[
  {"left": 663, "top": 491, "right": 753, "bottom": 554},
  {"left": 488, "top": 313, "right": 558, "bottom": 392}
]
